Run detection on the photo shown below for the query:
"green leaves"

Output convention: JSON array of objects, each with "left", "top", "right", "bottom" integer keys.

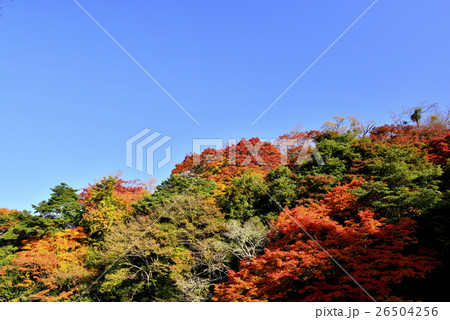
[
  {"left": 32, "top": 183, "right": 84, "bottom": 227},
  {"left": 219, "top": 173, "right": 268, "bottom": 221}
]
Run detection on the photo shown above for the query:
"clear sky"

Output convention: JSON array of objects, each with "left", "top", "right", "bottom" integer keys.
[{"left": 1, "top": 0, "right": 449, "bottom": 211}]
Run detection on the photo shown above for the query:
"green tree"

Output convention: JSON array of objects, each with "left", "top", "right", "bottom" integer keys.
[
  {"left": 133, "top": 175, "right": 216, "bottom": 215},
  {"left": 32, "top": 183, "right": 84, "bottom": 226},
  {"left": 0, "top": 209, "right": 61, "bottom": 248},
  {"left": 219, "top": 173, "right": 268, "bottom": 221},
  {"left": 293, "top": 131, "right": 360, "bottom": 181},
  {"left": 265, "top": 166, "right": 298, "bottom": 215},
  {"left": 351, "top": 144, "right": 442, "bottom": 221}
]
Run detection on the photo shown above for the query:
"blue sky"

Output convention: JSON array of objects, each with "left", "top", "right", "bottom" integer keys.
[{"left": 1, "top": 0, "right": 449, "bottom": 211}]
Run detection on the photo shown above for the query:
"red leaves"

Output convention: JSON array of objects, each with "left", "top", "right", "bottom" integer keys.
[
  {"left": 172, "top": 138, "right": 281, "bottom": 180},
  {"left": 426, "top": 133, "right": 450, "bottom": 165},
  {"left": 213, "top": 180, "right": 440, "bottom": 302},
  {"left": 234, "top": 138, "right": 281, "bottom": 168},
  {"left": 321, "top": 178, "right": 364, "bottom": 218},
  {"left": 369, "top": 124, "right": 447, "bottom": 146}
]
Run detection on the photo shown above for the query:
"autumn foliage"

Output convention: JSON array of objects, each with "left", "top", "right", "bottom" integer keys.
[
  {"left": 1, "top": 109, "right": 449, "bottom": 302},
  {"left": 3, "top": 228, "right": 92, "bottom": 301},
  {"left": 79, "top": 174, "right": 149, "bottom": 236},
  {"left": 173, "top": 137, "right": 282, "bottom": 182},
  {"left": 427, "top": 133, "right": 450, "bottom": 165},
  {"left": 369, "top": 123, "right": 448, "bottom": 146},
  {"left": 213, "top": 181, "right": 439, "bottom": 301}
]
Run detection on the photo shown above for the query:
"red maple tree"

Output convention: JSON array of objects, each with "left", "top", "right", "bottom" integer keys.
[{"left": 213, "top": 180, "right": 439, "bottom": 301}]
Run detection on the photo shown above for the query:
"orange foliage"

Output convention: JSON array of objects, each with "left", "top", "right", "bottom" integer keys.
[
  {"left": 321, "top": 178, "right": 364, "bottom": 218},
  {"left": 0, "top": 208, "right": 17, "bottom": 216},
  {"left": 11, "top": 227, "right": 92, "bottom": 301}
]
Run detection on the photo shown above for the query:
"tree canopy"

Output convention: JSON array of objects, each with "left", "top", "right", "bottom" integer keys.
[{"left": 1, "top": 108, "right": 449, "bottom": 301}]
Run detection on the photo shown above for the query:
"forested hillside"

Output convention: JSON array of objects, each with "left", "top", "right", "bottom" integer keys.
[{"left": 1, "top": 111, "right": 449, "bottom": 302}]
